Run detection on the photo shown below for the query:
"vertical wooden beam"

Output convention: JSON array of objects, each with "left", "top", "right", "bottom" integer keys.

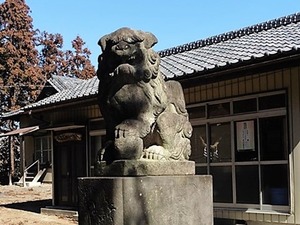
[
  {"left": 8, "top": 136, "right": 12, "bottom": 186},
  {"left": 9, "top": 135, "right": 14, "bottom": 186},
  {"left": 21, "top": 136, "right": 26, "bottom": 187}
]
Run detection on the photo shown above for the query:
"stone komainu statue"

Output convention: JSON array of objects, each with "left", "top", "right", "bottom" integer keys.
[{"left": 97, "top": 27, "right": 192, "bottom": 163}]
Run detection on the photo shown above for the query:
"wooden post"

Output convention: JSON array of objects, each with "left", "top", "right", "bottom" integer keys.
[
  {"left": 8, "top": 135, "right": 14, "bottom": 185},
  {"left": 21, "top": 136, "right": 26, "bottom": 187}
]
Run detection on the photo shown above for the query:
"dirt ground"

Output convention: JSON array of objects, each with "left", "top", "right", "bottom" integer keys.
[{"left": 0, "top": 183, "right": 77, "bottom": 225}]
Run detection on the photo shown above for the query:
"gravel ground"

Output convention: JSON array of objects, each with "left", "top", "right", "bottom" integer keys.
[{"left": 0, "top": 184, "right": 77, "bottom": 225}]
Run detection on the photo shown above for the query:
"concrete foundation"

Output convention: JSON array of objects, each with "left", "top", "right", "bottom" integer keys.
[{"left": 78, "top": 175, "right": 213, "bottom": 225}]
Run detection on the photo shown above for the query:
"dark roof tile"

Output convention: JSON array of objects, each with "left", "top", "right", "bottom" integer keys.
[
  {"left": 159, "top": 12, "right": 300, "bottom": 78},
  {"left": 48, "top": 75, "right": 82, "bottom": 91},
  {"left": 24, "top": 76, "right": 99, "bottom": 110}
]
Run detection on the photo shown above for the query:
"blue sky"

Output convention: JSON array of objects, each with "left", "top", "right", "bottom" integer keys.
[{"left": 24, "top": 0, "right": 300, "bottom": 66}]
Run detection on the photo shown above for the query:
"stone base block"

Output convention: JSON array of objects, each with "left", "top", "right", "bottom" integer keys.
[
  {"left": 96, "top": 160, "right": 195, "bottom": 176},
  {"left": 78, "top": 175, "right": 213, "bottom": 225}
]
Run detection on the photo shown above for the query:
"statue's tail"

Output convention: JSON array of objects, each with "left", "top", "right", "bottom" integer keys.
[{"left": 165, "top": 80, "right": 189, "bottom": 117}]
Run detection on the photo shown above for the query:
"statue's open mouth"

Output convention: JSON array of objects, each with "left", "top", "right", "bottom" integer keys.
[
  {"left": 108, "top": 54, "right": 139, "bottom": 77},
  {"left": 109, "top": 63, "right": 135, "bottom": 78},
  {"left": 127, "top": 55, "right": 136, "bottom": 63}
]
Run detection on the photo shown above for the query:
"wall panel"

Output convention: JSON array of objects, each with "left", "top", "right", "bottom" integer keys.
[{"left": 189, "top": 66, "right": 300, "bottom": 225}]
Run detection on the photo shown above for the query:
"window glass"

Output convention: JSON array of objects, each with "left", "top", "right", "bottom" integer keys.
[
  {"left": 42, "top": 137, "right": 48, "bottom": 149},
  {"left": 190, "top": 125, "right": 207, "bottom": 163},
  {"left": 90, "top": 119, "right": 106, "bottom": 130},
  {"left": 259, "top": 93, "right": 286, "bottom": 110},
  {"left": 35, "top": 136, "right": 51, "bottom": 164},
  {"left": 210, "top": 166, "right": 233, "bottom": 203},
  {"left": 233, "top": 98, "right": 257, "bottom": 114},
  {"left": 261, "top": 164, "right": 289, "bottom": 205},
  {"left": 208, "top": 102, "right": 230, "bottom": 118},
  {"left": 260, "top": 116, "right": 288, "bottom": 161},
  {"left": 35, "top": 138, "right": 41, "bottom": 150},
  {"left": 91, "top": 135, "right": 106, "bottom": 163},
  {"left": 188, "top": 106, "right": 206, "bottom": 119},
  {"left": 210, "top": 123, "right": 231, "bottom": 162},
  {"left": 90, "top": 135, "right": 106, "bottom": 176},
  {"left": 236, "top": 165, "right": 259, "bottom": 204},
  {"left": 235, "top": 120, "right": 258, "bottom": 162},
  {"left": 188, "top": 91, "right": 288, "bottom": 208},
  {"left": 43, "top": 151, "right": 49, "bottom": 163},
  {"left": 48, "top": 136, "right": 52, "bottom": 148},
  {"left": 195, "top": 166, "right": 207, "bottom": 175}
]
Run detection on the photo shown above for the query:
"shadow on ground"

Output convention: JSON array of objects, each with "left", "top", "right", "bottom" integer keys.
[{"left": 1, "top": 199, "right": 52, "bottom": 213}]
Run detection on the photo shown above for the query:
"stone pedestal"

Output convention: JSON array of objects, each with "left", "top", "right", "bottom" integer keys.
[
  {"left": 78, "top": 173, "right": 213, "bottom": 225},
  {"left": 97, "top": 160, "right": 196, "bottom": 176}
]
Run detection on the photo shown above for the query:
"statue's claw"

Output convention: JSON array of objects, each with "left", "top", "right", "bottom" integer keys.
[{"left": 141, "top": 146, "right": 170, "bottom": 160}]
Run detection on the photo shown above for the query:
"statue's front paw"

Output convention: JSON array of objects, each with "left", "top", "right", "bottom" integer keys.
[
  {"left": 141, "top": 145, "right": 170, "bottom": 160},
  {"left": 114, "top": 132, "right": 143, "bottom": 160},
  {"left": 115, "top": 122, "right": 136, "bottom": 138},
  {"left": 114, "top": 64, "right": 135, "bottom": 76},
  {"left": 114, "top": 121, "right": 143, "bottom": 159}
]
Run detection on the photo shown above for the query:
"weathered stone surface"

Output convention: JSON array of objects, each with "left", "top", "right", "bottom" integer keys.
[
  {"left": 97, "top": 27, "right": 192, "bottom": 163},
  {"left": 97, "top": 160, "right": 195, "bottom": 176},
  {"left": 78, "top": 175, "right": 213, "bottom": 225},
  {"left": 82, "top": 28, "right": 212, "bottom": 225}
]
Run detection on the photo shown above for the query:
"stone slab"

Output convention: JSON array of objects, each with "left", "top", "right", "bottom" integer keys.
[
  {"left": 96, "top": 160, "right": 195, "bottom": 176},
  {"left": 41, "top": 207, "right": 78, "bottom": 219},
  {"left": 78, "top": 175, "right": 213, "bottom": 225}
]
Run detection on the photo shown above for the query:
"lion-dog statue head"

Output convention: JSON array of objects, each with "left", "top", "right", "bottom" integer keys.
[{"left": 97, "top": 27, "right": 192, "bottom": 164}]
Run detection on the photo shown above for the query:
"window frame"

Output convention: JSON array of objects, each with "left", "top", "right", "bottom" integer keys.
[
  {"left": 88, "top": 118, "right": 106, "bottom": 176},
  {"left": 188, "top": 90, "right": 290, "bottom": 212},
  {"left": 34, "top": 135, "right": 52, "bottom": 164}
]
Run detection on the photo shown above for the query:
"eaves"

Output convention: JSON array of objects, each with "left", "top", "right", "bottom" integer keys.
[{"left": 24, "top": 94, "right": 99, "bottom": 114}]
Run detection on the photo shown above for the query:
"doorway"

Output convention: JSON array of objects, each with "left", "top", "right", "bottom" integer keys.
[{"left": 53, "top": 131, "right": 86, "bottom": 207}]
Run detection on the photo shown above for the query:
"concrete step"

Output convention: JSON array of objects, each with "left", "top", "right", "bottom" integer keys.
[
  {"left": 16, "top": 168, "right": 47, "bottom": 187},
  {"left": 14, "top": 181, "right": 41, "bottom": 187},
  {"left": 41, "top": 207, "right": 78, "bottom": 221}
]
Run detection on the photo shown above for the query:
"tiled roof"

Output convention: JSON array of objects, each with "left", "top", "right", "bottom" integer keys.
[
  {"left": 159, "top": 12, "right": 300, "bottom": 79},
  {"left": 48, "top": 75, "right": 83, "bottom": 92},
  {"left": 24, "top": 76, "right": 99, "bottom": 110}
]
